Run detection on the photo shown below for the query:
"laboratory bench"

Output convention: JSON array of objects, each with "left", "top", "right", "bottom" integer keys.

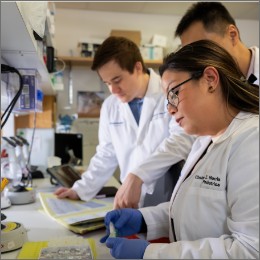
[{"left": 1, "top": 177, "right": 120, "bottom": 259}]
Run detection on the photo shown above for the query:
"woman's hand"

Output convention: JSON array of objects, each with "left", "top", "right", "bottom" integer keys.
[
  {"left": 100, "top": 208, "right": 144, "bottom": 242},
  {"left": 106, "top": 237, "right": 149, "bottom": 259}
]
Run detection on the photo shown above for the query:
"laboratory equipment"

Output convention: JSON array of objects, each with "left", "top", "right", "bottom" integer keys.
[{"left": 1, "top": 213, "right": 28, "bottom": 253}]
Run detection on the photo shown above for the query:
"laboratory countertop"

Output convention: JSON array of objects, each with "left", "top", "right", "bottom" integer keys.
[{"left": 1, "top": 176, "right": 121, "bottom": 259}]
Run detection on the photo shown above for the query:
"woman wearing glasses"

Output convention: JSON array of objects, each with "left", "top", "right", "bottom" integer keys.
[{"left": 100, "top": 40, "right": 259, "bottom": 259}]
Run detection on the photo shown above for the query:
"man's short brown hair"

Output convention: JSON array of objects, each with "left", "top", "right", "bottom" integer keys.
[{"left": 91, "top": 36, "right": 146, "bottom": 74}]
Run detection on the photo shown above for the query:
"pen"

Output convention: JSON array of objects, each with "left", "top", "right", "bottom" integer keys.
[{"left": 1, "top": 178, "right": 9, "bottom": 192}]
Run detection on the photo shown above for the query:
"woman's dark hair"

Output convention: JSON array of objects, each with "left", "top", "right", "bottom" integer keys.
[
  {"left": 159, "top": 40, "right": 259, "bottom": 114},
  {"left": 91, "top": 36, "right": 146, "bottom": 74}
]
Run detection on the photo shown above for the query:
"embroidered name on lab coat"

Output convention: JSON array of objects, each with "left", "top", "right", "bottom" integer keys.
[
  {"left": 151, "top": 111, "right": 168, "bottom": 120},
  {"left": 109, "top": 121, "right": 124, "bottom": 125},
  {"left": 195, "top": 174, "right": 221, "bottom": 187}
]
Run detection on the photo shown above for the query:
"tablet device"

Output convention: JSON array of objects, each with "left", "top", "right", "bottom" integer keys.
[
  {"left": 47, "top": 164, "right": 81, "bottom": 188},
  {"left": 46, "top": 164, "right": 118, "bottom": 197}
]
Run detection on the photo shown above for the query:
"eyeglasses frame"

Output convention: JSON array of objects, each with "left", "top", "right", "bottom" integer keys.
[{"left": 167, "top": 71, "right": 203, "bottom": 109}]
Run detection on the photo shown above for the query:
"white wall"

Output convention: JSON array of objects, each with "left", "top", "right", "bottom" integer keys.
[
  {"left": 55, "top": 9, "right": 259, "bottom": 57},
  {"left": 55, "top": 10, "right": 182, "bottom": 57},
  {"left": 54, "top": 7, "right": 259, "bottom": 116}
]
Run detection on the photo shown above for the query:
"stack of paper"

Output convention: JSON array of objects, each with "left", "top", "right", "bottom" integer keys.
[{"left": 39, "top": 192, "right": 114, "bottom": 234}]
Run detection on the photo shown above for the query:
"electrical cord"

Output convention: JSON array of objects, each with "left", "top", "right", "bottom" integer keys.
[
  {"left": 1, "top": 65, "right": 22, "bottom": 116},
  {"left": 1, "top": 64, "right": 23, "bottom": 129},
  {"left": 1, "top": 64, "right": 35, "bottom": 187},
  {"left": 24, "top": 108, "right": 37, "bottom": 187},
  {"left": 50, "top": 57, "right": 66, "bottom": 75}
]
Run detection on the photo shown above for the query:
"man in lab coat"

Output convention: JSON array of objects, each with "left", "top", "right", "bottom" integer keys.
[
  {"left": 54, "top": 36, "right": 194, "bottom": 206},
  {"left": 113, "top": 1, "right": 259, "bottom": 209}
]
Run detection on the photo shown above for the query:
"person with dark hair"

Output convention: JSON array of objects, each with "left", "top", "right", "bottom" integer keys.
[
  {"left": 114, "top": 1, "right": 259, "bottom": 209},
  {"left": 175, "top": 2, "right": 259, "bottom": 85},
  {"left": 101, "top": 40, "right": 259, "bottom": 259},
  {"left": 54, "top": 36, "right": 194, "bottom": 206}
]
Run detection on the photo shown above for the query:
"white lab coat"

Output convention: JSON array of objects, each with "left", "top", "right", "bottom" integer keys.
[
  {"left": 248, "top": 46, "right": 259, "bottom": 85},
  {"left": 73, "top": 69, "right": 189, "bottom": 204},
  {"left": 134, "top": 45, "right": 259, "bottom": 190},
  {"left": 140, "top": 112, "right": 259, "bottom": 259},
  {"left": 132, "top": 120, "right": 196, "bottom": 191}
]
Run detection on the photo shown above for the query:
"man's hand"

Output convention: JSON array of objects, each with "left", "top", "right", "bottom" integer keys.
[
  {"left": 113, "top": 173, "right": 143, "bottom": 209},
  {"left": 54, "top": 187, "right": 80, "bottom": 200}
]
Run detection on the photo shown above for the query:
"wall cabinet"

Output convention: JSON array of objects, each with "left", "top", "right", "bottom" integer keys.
[{"left": 1, "top": 2, "right": 55, "bottom": 95}]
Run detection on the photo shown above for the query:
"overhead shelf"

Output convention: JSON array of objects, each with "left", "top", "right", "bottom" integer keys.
[
  {"left": 58, "top": 56, "right": 163, "bottom": 68},
  {"left": 1, "top": 2, "right": 55, "bottom": 95}
]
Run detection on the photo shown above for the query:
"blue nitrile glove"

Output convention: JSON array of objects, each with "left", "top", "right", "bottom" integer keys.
[
  {"left": 100, "top": 208, "right": 143, "bottom": 243},
  {"left": 106, "top": 237, "right": 150, "bottom": 259}
]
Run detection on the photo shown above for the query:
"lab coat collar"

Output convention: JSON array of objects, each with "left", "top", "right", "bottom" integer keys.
[
  {"left": 248, "top": 46, "right": 259, "bottom": 85},
  {"left": 168, "top": 111, "right": 258, "bottom": 242},
  {"left": 145, "top": 69, "right": 163, "bottom": 96},
  {"left": 211, "top": 112, "right": 258, "bottom": 145},
  {"left": 138, "top": 69, "right": 163, "bottom": 130},
  {"left": 120, "top": 68, "right": 163, "bottom": 132},
  {"left": 177, "top": 112, "right": 258, "bottom": 179}
]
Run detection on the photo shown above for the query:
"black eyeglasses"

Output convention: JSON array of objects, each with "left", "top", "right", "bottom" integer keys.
[{"left": 167, "top": 71, "right": 203, "bottom": 109}]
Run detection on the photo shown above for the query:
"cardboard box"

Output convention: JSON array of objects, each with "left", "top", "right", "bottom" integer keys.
[
  {"left": 140, "top": 46, "right": 150, "bottom": 60},
  {"left": 150, "top": 34, "right": 167, "bottom": 48},
  {"left": 110, "top": 30, "right": 141, "bottom": 46},
  {"left": 140, "top": 46, "right": 163, "bottom": 60},
  {"left": 153, "top": 47, "right": 164, "bottom": 60}
]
